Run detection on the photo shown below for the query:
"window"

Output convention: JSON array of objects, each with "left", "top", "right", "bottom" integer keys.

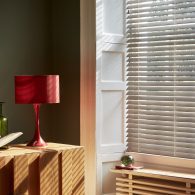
[{"left": 126, "top": 0, "right": 195, "bottom": 159}]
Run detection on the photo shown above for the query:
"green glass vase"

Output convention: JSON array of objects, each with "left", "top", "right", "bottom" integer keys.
[{"left": 0, "top": 102, "right": 8, "bottom": 137}]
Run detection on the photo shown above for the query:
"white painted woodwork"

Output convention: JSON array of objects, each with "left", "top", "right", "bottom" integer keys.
[
  {"left": 103, "top": 0, "right": 124, "bottom": 34},
  {"left": 101, "top": 91, "right": 124, "bottom": 145},
  {"left": 97, "top": 43, "right": 126, "bottom": 156},
  {"left": 102, "top": 51, "right": 124, "bottom": 81},
  {"left": 96, "top": 0, "right": 126, "bottom": 194},
  {"left": 102, "top": 162, "right": 119, "bottom": 193},
  {"left": 102, "top": 0, "right": 126, "bottom": 43},
  {"left": 97, "top": 153, "right": 124, "bottom": 195},
  {"left": 81, "top": 0, "right": 126, "bottom": 193}
]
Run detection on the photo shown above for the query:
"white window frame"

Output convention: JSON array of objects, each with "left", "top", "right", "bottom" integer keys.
[
  {"left": 126, "top": 152, "right": 195, "bottom": 173},
  {"left": 80, "top": 0, "right": 195, "bottom": 194}
]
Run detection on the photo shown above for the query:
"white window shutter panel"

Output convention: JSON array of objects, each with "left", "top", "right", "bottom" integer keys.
[{"left": 96, "top": 0, "right": 126, "bottom": 194}]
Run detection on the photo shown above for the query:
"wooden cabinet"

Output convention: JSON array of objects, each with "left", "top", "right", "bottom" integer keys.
[{"left": 0, "top": 143, "right": 85, "bottom": 195}]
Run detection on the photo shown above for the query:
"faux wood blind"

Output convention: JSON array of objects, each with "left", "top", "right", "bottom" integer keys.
[{"left": 126, "top": 0, "right": 195, "bottom": 159}]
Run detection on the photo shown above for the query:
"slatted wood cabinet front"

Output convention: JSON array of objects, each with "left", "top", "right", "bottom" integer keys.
[
  {"left": 0, "top": 143, "right": 85, "bottom": 195},
  {"left": 111, "top": 168, "right": 195, "bottom": 195}
]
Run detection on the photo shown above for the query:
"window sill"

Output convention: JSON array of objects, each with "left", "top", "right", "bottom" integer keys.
[{"left": 126, "top": 152, "right": 195, "bottom": 174}]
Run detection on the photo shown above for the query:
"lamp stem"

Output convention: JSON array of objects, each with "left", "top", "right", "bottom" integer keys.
[
  {"left": 34, "top": 103, "right": 40, "bottom": 138},
  {"left": 27, "top": 104, "right": 46, "bottom": 147}
]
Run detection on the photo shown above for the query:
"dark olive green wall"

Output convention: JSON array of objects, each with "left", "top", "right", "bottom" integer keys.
[
  {"left": 51, "top": 0, "right": 80, "bottom": 145},
  {"left": 0, "top": 0, "right": 80, "bottom": 145}
]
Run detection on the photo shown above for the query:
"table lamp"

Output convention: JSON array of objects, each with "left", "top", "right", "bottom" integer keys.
[{"left": 15, "top": 75, "right": 60, "bottom": 147}]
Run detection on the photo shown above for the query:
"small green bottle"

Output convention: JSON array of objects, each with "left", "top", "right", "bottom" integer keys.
[{"left": 0, "top": 102, "right": 8, "bottom": 137}]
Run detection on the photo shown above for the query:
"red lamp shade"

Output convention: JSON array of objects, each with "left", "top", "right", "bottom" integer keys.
[{"left": 15, "top": 75, "right": 60, "bottom": 104}]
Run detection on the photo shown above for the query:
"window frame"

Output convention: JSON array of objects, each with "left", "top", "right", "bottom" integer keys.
[
  {"left": 125, "top": 0, "right": 195, "bottom": 169},
  {"left": 80, "top": 0, "right": 96, "bottom": 194},
  {"left": 126, "top": 151, "right": 195, "bottom": 172}
]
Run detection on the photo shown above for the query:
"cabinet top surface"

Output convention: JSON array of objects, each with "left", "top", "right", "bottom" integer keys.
[
  {"left": 0, "top": 142, "right": 83, "bottom": 157},
  {"left": 111, "top": 168, "right": 195, "bottom": 180}
]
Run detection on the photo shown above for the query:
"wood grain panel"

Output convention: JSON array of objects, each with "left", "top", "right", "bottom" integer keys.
[
  {"left": 0, "top": 143, "right": 84, "bottom": 195},
  {"left": 61, "top": 149, "right": 73, "bottom": 195},
  {"left": 14, "top": 155, "right": 28, "bottom": 195},
  {"left": 72, "top": 148, "right": 85, "bottom": 194},
  {"left": 39, "top": 151, "right": 59, "bottom": 195},
  {"left": 0, "top": 157, "right": 13, "bottom": 195},
  {"left": 28, "top": 153, "right": 40, "bottom": 195}
]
